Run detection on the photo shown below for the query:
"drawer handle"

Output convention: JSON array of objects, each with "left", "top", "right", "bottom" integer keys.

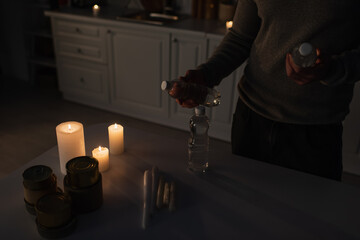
[
  {"left": 77, "top": 48, "right": 83, "bottom": 54},
  {"left": 80, "top": 77, "right": 85, "bottom": 83}
]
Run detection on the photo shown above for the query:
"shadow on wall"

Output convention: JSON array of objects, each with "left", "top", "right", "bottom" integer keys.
[{"left": 0, "top": 0, "right": 28, "bottom": 81}]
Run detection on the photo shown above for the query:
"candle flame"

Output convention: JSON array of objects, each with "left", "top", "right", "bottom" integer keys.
[
  {"left": 114, "top": 123, "right": 118, "bottom": 129},
  {"left": 93, "top": 4, "right": 99, "bottom": 10},
  {"left": 226, "top": 21, "right": 233, "bottom": 30},
  {"left": 98, "top": 146, "right": 102, "bottom": 151},
  {"left": 68, "top": 124, "right": 72, "bottom": 131}
]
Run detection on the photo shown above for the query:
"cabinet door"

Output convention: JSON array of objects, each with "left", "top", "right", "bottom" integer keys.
[
  {"left": 57, "top": 57, "right": 109, "bottom": 107},
  {"left": 108, "top": 27, "right": 170, "bottom": 123},
  {"left": 342, "top": 83, "right": 360, "bottom": 175},
  {"left": 169, "top": 31, "right": 207, "bottom": 129},
  {"left": 207, "top": 34, "right": 245, "bottom": 142}
]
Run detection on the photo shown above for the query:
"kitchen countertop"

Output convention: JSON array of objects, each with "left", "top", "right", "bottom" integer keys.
[
  {"left": 1, "top": 123, "right": 360, "bottom": 239},
  {"left": 45, "top": 6, "right": 228, "bottom": 36}
]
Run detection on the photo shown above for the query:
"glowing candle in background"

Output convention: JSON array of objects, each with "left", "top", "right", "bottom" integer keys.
[
  {"left": 226, "top": 21, "right": 233, "bottom": 31},
  {"left": 56, "top": 121, "right": 86, "bottom": 175},
  {"left": 92, "top": 4, "right": 100, "bottom": 16},
  {"left": 92, "top": 146, "right": 109, "bottom": 172},
  {"left": 108, "top": 123, "right": 124, "bottom": 155}
]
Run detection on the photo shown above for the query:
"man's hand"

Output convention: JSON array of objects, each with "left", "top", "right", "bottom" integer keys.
[
  {"left": 176, "top": 70, "right": 207, "bottom": 108},
  {"left": 286, "top": 49, "right": 332, "bottom": 85}
]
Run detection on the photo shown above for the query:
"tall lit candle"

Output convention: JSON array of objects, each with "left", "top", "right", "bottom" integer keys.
[
  {"left": 56, "top": 121, "right": 86, "bottom": 175},
  {"left": 92, "top": 146, "right": 109, "bottom": 172},
  {"left": 108, "top": 123, "right": 124, "bottom": 155}
]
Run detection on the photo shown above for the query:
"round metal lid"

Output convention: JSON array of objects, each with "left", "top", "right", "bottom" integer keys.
[
  {"left": 23, "top": 165, "right": 54, "bottom": 190},
  {"left": 36, "top": 192, "right": 71, "bottom": 215},
  {"left": 66, "top": 156, "right": 99, "bottom": 188},
  {"left": 66, "top": 156, "right": 98, "bottom": 173}
]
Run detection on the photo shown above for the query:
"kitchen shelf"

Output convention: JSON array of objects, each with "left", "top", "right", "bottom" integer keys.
[
  {"left": 23, "top": 0, "right": 58, "bottom": 88},
  {"left": 29, "top": 56, "right": 56, "bottom": 68},
  {"left": 25, "top": 28, "right": 53, "bottom": 38}
]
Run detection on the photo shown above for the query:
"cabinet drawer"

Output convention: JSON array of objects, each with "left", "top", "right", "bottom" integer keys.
[
  {"left": 55, "top": 20, "right": 101, "bottom": 39},
  {"left": 61, "top": 64, "right": 103, "bottom": 92},
  {"left": 57, "top": 59, "right": 109, "bottom": 105},
  {"left": 57, "top": 40, "right": 106, "bottom": 63}
]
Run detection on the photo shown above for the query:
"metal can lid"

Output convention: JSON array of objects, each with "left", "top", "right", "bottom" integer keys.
[
  {"left": 66, "top": 156, "right": 99, "bottom": 188},
  {"left": 23, "top": 165, "right": 55, "bottom": 190},
  {"left": 36, "top": 192, "right": 72, "bottom": 228},
  {"left": 36, "top": 192, "right": 71, "bottom": 214},
  {"left": 36, "top": 216, "right": 76, "bottom": 239}
]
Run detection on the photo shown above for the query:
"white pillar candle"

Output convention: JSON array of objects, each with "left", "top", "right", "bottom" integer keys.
[
  {"left": 108, "top": 123, "right": 124, "bottom": 155},
  {"left": 92, "top": 146, "right": 109, "bottom": 172},
  {"left": 56, "top": 121, "right": 86, "bottom": 175}
]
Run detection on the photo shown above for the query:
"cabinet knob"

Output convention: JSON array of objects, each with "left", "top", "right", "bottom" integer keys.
[
  {"left": 76, "top": 27, "right": 81, "bottom": 33},
  {"left": 77, "top": 48, "right": 82, "bottom": 54},
  {"left": 173, "top": 38, "right": 178, "bottom": 43},
  {"left": 107, "top": 29, "right": 112, "bottom": 34},
  {"left": 80, "top": 77, "right": 85, "bottom": 83}
]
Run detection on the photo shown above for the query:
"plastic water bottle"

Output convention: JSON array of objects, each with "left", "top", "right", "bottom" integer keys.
[
  {"left": 161, "top": 80, "right": 220, "bottom": 107},
  {"left": 188, "top": 106, "right": 209, "bottom": 173},
  {"left": 291, "top": 42, "right": 317, "bottom": 68}
]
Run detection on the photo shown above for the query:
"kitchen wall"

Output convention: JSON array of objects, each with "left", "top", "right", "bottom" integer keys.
[
  {"left": 0, "top": 0, "right": 28, "bottom": 82},
  {"left": 0, "top": 0, "right": 4, "bottom": 76},
  {"left": 176, "top": 0, "right": 192, "bottom": 14}
]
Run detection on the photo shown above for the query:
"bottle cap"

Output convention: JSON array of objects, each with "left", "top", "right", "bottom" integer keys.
[
  {"left": 161, "top": 81, "right": 169, "bottom": 91},
  {"left": 299, "top": 42, "right": 313, "bottom": 56},
  {"left": 195, "top": 106, "right": 205, "bottom": 115},
  {"left": 66, "top": 156, "right": 99, "bottom": 188}
]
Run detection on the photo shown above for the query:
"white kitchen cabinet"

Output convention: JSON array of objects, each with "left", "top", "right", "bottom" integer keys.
[
  {"left": 107, "top": 25, "right": 170, "bottom": 124},
  {"left": 57, "top": 57, "right": 109, "bottom": 106},
  {"left": 206, "top": 34, "right": 245, "bottom": 142},
  {"left": 342, "top": 83, "right": 360, "bottom": 175},
  {"left": 168, "top": 30, "right": 208, "bottom": 129},
  {"left": 53, "top": 19, "right": 108, "bottom": 64},
  {"left": 49, "top": 13, "right": 244, "bottom": 142},
  {"left": 51, "top": 18, "right": 110, "bottom": 108}
]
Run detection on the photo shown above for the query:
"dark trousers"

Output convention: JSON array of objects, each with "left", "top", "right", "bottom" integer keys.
[{"left": 231, "top": 98, "right": 343, "bottom": 181}]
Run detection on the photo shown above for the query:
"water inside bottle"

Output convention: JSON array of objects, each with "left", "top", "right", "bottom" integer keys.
[{"left": 188, "top": 116, "right": 209, "bottom": 173}]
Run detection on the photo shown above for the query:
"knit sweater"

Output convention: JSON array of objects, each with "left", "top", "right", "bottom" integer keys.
[{"left": 198, "top": 0, "right": 360, "bottom": 124}]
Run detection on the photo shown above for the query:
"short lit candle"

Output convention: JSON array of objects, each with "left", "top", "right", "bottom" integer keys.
[
  {"left": 92, "top": 146, "right": 109, "bottom": 172},
  {"left": 56, "top": 121, "right": 86, "bottom": 175},
  {"left": 108, "top": 123, "right": 124, "bottom": 155},
  {"left": 92, "top": 4, "right": 100, "bottom": 16},
  {"left": 226, "top": 21, "right": 233, "bottom": 31}
]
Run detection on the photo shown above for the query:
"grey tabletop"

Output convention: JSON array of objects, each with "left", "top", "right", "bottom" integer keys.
[{"left": 0, "top": 123, "right": 359, "bottom": 240}]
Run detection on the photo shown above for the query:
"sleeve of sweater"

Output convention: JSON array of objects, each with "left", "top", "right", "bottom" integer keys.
[
  {"left": 321, "top": 45, "right": 360, "bottom": 86},
  {"left": 197, "top": 0, "right": 261, "bottom": 88}
]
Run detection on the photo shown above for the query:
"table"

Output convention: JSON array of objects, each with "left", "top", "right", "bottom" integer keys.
[{"left": 1, "top": 123, "right": 359, "bottom": 240}]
